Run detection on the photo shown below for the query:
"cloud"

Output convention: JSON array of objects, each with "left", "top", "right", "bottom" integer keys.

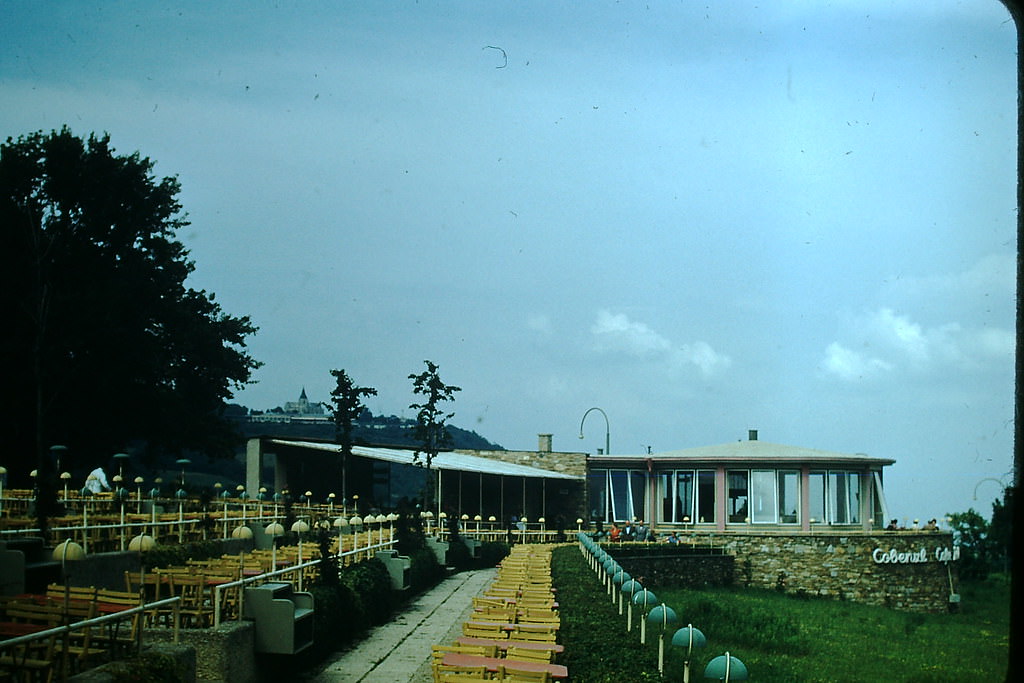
[
  {"left": 591, "top": 311, "right": 671, "bottom": 356},
  {"left": 822, "top": 306, "right": 1014, "bottom": 380},
  {"left": 591, "top": 310, "right": 731, "bottom": 376},
  {"left": 822, "top": 342, "right": 893, "bottom": 381}
]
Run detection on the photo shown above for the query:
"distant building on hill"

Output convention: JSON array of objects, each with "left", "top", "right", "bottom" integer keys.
[{"left": 283, "top": 387, "right": 324, "bottom": 416}]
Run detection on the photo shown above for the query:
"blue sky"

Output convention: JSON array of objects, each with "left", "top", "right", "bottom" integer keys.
[{"left": 2, "top": 1, "right": 1016, "bottom": 525}]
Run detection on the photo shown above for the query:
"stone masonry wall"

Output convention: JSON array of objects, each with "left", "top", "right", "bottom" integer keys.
[
  {"left": 460, "top": 449, "right": 589, "bottom": 478},
  {"left": 672, "top": 531, "right": 959, "bottom": 613}
]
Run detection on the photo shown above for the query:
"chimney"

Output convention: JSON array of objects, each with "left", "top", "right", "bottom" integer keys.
[
  {"left": 538, "top": 434, "right": 552, "bottom": 453},
  {"left": 748, "top": 429, "right": 758, "bottom": 441}
]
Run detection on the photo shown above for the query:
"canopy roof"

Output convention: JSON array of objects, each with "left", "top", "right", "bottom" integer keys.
[{"left": 267, "top": 439, "right": 581, "bottom": 480}]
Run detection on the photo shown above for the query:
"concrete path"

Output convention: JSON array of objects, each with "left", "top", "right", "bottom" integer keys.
[{"left": 301, "top": 567, "right": 497, "bottom": 683}]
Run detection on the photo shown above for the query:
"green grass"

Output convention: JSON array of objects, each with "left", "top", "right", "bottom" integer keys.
[{"left": 552, "top": 546, "right": 1010, "bottom": 682}]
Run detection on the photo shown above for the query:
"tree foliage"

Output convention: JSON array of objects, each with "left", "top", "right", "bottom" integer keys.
[
  {"left": 328, "top": 368, "right": 376, "bottom": 502},
  {"left": 0, "top": 128, "right": 260, "bottom": 483},
  {"left": 408, "top": 360, "right": 460, "bottom": 508}
]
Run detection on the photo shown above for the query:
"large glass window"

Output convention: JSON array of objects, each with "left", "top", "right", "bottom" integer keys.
[
  {"left": 750, "top": 470, "right": 776, "bottom": 523},
  {"left": 808, "top": 471, "right": 826, "bottom": 523},
  {"left": 588, "top": 469, "right": 608, "bottom": 522},
  {"left": 609, "top": 470, "right": 630, "bottom": 521},
  {"left": 630, "top": 471, "right": 647, "bottom": 522},
  {"left": 676, "top": 471, "right": 694, "bottom": 522},
  {"left": 588, "top": 469, "right": 646, "bottom": 522},
  {"left": 696, "top": 470, "right": 716, "bottom": 523},
  {"left": 657, "top": 470, "right": 695, "bottom": 522},
  {"left": 727, "top": 470, "right": 749, "bottom": 523},
  {"left": 828, "top": 471, "right": 861, "bottom": 524},
  {"left": 658, "top": 473, "right": 673, "bottom": 522},
  {"left": 778, "top": 470, "right": 799, "bottom": 524}
]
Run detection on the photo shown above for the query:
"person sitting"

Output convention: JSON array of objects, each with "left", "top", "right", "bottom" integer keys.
[
  {"left": 925, "top": 518, "right": 938, "bottom": 531},
  {"left": 666, "top": 532, "right": 679, "bottom": 544},
  {"left": 885, "top": 519, "right": 899, "bottom": 531},
  {"left": 609, "top": 523, "right": 621, "bottom": 542}
]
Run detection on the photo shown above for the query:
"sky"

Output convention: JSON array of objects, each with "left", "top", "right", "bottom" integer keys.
[{"left": 1, "top": 1, "right": 1016, "bottom": 527}]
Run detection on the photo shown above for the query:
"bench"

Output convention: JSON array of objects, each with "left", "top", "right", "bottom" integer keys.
[{"left": 242, "top": 582, "right": 314, "bottom": 654}]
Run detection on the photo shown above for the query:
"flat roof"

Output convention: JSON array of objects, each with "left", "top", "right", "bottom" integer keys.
[
  {"left": 588, "top": 439, "right": 895, "bottom": 467},
  {"left": 266, "top": 439, "right": 582, "bottom": 480}
]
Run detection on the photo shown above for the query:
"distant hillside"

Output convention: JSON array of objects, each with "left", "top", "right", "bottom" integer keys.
[{"left": 226, "top": 405, "right": 504, "bottom": 451}]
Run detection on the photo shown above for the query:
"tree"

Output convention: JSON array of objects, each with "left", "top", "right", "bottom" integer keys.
[
  {"left": 408, "top": 360, "right": 461, "bottom": 509},
  {"left": 328, "top": 368, "right": 377, "bottom": 505},
  {"left": 946, "top": 508, "right": 991, "bottom": 580},
  {"left": 0, "top": 128, "right": 260, "bottom": 489}
]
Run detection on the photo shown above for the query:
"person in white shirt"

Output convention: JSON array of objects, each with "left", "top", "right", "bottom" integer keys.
[{"left": 85, "top": 467, "right": 110, "bottom": 493}]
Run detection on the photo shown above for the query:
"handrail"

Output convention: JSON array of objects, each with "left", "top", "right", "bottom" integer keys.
[
  {"left": 0, "top": 595, "right": 182, "bottom": 653},
  {"left": 212, "top": 538, "right": 398, "bottom": 626}
]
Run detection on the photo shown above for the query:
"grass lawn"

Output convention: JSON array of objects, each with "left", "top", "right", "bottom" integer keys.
[{"left": 552, "top": 546, "right": 1010, "bottom": 682}]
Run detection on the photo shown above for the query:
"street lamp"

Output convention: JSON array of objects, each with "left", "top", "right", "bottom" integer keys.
[
  {"left": 578, "top": 407, "right": 610, "bottom": 455},
  {"left": 647, "top": 603, "right": 678, "bottom": 674},
  {"left": 672, "top": 624, "right": 707, "bottom": 683},
  {"left": 704, "top": 652, "right": 748, "bottom": 681}
]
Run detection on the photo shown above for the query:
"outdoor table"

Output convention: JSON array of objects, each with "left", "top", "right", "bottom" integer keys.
[
  {"left": 441, "top": 652, "right": 568, "bottom": 679},
  {"left": 0, "top": 621, "right": 47, "bottom": 639},
  {"left": 456, "top": 636, "right": 564, "bottom": 653}
]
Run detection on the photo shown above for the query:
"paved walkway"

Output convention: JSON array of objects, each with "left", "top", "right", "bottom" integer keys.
[{"left": 301, "top": 567, "right": 497, "bottom": 683}]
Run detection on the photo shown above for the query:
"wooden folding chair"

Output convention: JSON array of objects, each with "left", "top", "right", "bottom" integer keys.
[
  {"left": 498, "top": 664, "right": 551, "bottom": 682},
  {"left": 463, "top": 622, "right": 508, "bottom": 639},
  {"left": 506, "top": 645, "right": 553, "bottom": 663}
]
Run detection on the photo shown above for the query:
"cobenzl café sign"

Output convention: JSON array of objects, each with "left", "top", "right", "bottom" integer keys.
[{"left": 872, "top": 545, "right": 960, "bottom": 564}]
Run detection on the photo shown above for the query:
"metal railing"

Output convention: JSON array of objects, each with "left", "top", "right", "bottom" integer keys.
[{"left": 0, "top": 596, "right": 181, "bottom": 682}]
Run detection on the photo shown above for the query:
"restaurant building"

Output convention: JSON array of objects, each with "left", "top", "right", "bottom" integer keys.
[{"left": 248, "top": 429, "right": 959, "bottom": 612}]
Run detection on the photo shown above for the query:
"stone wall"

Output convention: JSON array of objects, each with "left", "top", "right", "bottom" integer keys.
[
  {"left": 461, "top": 449, "right": 589, "bottom": 478},
  {"left": 608, "top": 546, "right": 735, "bottom": 588},
  {"left": 147, "top": 622, "right": 256, "bottom": 683},
  {"left": 671, "top": 531, "right": 959, "bottom": 613}
]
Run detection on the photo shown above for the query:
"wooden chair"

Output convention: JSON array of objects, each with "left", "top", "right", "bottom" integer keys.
[
  {"left": 506, "top": 645, "right": 553, "bottom": 663},
  {"left": 94, "top": 589, "right": 143, "bottom": 656},
  {"left": 0, "top": 629, "right": 57, "bottom": 683},
  {"left": 168, "top": 574, "right": 212, "bottom": 628},
  {"left": 508, "top": 628, "right": 556, "bottom": 643},
  {"left": 498, "top": 664, "right": 552, "bottom": 682},
  {"left": 463, "top": 622, "right": 507, "bottom": 639},
  {"left": 434, "top": 664, "right": 488, "bottom": 682}
]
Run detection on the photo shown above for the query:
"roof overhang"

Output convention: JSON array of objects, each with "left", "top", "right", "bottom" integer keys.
[
  {"left": 588, "top": 440, "right": 894, "bottom": 468},
  {"left": 264, "top": 439, "right": 582, "bottom": 480}
]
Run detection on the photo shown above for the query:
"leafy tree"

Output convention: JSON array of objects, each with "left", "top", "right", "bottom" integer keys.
[
  {"left": 946, "top": 508, "right": 990, "bottom": 580},
  {"left": 328, "top": 368, "right": 377, "bottom": 504},
  {"left": 408, "top": 360, "right": 460, "bottom": 508},
  {"left": 986, "top": 488, "right": 1013, "bottom": 574},
  {"left": 0, "top": 128, "right": 260, "bottom": 489}
]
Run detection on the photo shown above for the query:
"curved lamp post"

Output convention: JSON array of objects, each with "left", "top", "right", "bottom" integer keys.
[
  {"left": 704, "top": 652, "right": 748, "bottom": 681},
  {"left": 673, "top": 624, "right": 707, "bottom": 683},
  {"left": 578, "top": 407, "right": 611, "bottom": 455},
  {"left": 647, "top": 603, "right": 678, "bottom": 674}
]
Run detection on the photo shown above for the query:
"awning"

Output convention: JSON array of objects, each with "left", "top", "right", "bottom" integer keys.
[{"left": 266, "top": 439, "right": 581, "bottom": 480}]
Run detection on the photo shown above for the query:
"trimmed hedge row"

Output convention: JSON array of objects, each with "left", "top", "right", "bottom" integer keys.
[{"left": 552, "top": 545, "right": 664, "bottom": 683}]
